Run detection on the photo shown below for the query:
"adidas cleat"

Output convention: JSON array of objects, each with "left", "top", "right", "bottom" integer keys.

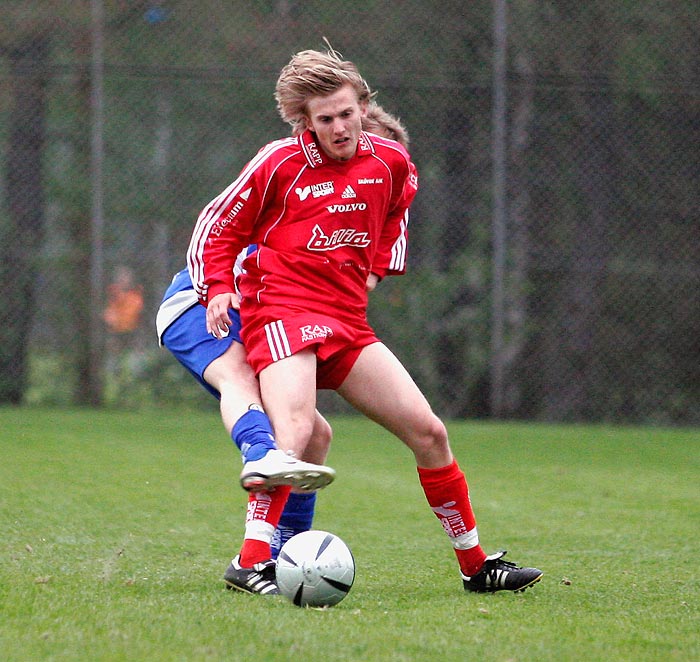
[
  {"left": 223, "top": 555, "right": 279, "bottom": 595},
  {"left": 462, "top": 551, "right": 543, "bottom": 593},
  {"left": 240, "top": 449, "right": 336, "bottom": 492}
]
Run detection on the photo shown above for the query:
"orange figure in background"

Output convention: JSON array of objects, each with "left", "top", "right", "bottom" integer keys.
[{"left": 103, "top": 266, "right": 144, "bottom": 334}]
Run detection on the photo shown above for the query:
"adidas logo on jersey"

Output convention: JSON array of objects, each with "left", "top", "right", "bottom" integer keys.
[{"left": 341, "top": 185, "right": 357, "bottom": 199}]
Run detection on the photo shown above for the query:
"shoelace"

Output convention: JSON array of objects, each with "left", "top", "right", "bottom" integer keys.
[
  {"left": 256, "top": 563, "right": 276, "bottom": 582},
  {"left": 464, "top": 555, "right": 516, "bottom": 581},
  {"left": 473, "top": 554, "right": 519, "bottom": 581},
  {"left": 486, "top": 557, "right": 518, "bottom": 571}
]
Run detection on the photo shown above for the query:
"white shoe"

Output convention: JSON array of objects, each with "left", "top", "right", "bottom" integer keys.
[{"left": 239, "top": 449, "right": 336, "bottom": 492}]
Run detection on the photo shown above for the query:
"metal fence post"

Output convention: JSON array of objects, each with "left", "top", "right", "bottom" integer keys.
[
  {"left": 490, "top": 0, "right": 508, "bottom": 418},
  {"left": 89, "top": 0, "right": 106, "bottom": 404}
]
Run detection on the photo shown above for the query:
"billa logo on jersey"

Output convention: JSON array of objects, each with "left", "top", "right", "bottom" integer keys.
[{"left": 307, "top": 224, "right": 371, "bottom": 251}]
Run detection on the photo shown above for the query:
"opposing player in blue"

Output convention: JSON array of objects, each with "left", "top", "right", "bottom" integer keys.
[
  {"left": 157, "top": 103, "right": 411, "bottom": 595},
  {"left": 156, "top": 254, "right": 335, "bottom": 594}
]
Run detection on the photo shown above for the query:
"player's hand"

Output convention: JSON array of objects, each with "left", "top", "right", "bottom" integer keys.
[
  {"left": 366, "top": 273, "right": 379, "bottom": 292},
  {"left": 206, "top": 292, "right": 239, "bottom": 338}
]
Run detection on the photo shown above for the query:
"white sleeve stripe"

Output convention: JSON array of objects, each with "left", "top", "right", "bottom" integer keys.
[
  {"left": 188, "top": 139, "right": 296, "bottom": 299},
  {"left": 368, "top": 152, "right": 409, "bottom": 271},
  {"left": 389, "top": 211, "right": 409, "bottom": 271}
]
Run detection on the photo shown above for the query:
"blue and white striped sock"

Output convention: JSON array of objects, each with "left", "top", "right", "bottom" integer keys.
[{"left": 271, "top": 491, "right": 317, "bottom": 559}]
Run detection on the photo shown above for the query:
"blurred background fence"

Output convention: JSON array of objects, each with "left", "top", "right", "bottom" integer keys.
[{"left": 0, "top": 1, "right": 698, "bottom": 424}]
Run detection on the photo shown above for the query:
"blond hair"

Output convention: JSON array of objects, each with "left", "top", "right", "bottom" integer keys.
[
  {"left": 362, "top": 103, "right": 409, "bottom": 149},
  {"left": 275, "top": 46, "right": 373, "bottom": 134}
]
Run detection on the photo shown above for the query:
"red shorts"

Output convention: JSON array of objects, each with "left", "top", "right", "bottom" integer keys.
[{"left": 241, "top": 308, "right": 379, "bottom": 389}]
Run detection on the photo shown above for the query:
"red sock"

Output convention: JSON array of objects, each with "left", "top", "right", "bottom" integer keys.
[
  {"left": 238, "top": 539, "right": 270, "bottom": 567},
  {"left": 417, "top": 459, "right": 487, "bottom": 576},
  {"left": 239, "top": 486, "right": 291, "bottom": 567}
]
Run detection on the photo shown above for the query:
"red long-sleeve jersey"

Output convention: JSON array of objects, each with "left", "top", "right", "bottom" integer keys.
[{"left": 187, "top": 129, "right": 418, "bottom": 322}]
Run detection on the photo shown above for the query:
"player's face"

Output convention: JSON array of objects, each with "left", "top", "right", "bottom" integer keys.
[{"left": 305, "top": 84, "right": 367, "bottom": 161}]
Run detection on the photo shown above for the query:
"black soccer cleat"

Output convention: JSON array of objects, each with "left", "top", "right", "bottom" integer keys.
[
  {"left": 461, "top": 551, "right": 543, "bottom": 593},
  {"left": 223, "top": 555, "right": 280, "bottom": 595}
]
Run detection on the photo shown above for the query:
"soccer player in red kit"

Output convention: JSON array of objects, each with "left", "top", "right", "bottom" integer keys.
[{"left": 188, "top": 46, "right": 542, "bottom": 594}]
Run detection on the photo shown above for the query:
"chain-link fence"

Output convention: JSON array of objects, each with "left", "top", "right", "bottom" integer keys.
[{"left": 1, "top": 1, "right": 698, "bottom": 424}]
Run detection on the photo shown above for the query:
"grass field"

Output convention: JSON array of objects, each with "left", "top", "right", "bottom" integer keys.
[{"left": 1, "top": 407, "right": 698, "bottom": 661}]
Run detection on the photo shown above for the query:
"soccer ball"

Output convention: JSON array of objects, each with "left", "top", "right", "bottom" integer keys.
[{"left": 275, "top": 530, "right": 355, "bottom": 608}]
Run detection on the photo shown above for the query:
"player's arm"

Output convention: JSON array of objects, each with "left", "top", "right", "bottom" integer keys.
[
  {"left": 187, "top": 166, "right": 267, "bottom": 337},
  {"left": 372, "top": 158, "right": 418, "bottom": 280},
  {"left": 187, "top": 186, "right": 260, "bottom": 300}
]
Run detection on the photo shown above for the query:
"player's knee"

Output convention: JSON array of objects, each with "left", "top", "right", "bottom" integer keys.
[
  {"left": 276, "top": 413, "right": 317, "bottom": 456},
  {"left": 315, "top": 415, "right": 333, "bottom": 447},
  {"left": 427, "top": 415, "right": 449, "bottom": 448},
  {"left": 410, "top": 415, "right": 450, "bottom": 458},
  {"left": 296, "top": 415, "right": 317, "bottom": 442},
  {"left": 304, "top": 415, "right": 333, "bottom": 464}
]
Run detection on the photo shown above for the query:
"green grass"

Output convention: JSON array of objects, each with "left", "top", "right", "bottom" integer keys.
[{"left": 1, "top": 407, "right": 698, "bottom": 661}]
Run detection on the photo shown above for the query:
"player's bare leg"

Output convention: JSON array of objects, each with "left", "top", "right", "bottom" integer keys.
[
  {"left": 205, "top": 342, "right": 334, "bottom": 492},
  {"left": 242, "top": 349, "right": 335, "bottom": 493},
  {"left": 336, "top": 341, "right": 452, "bottom": 467},
  {"left": 258, "top": 349, "right": 320, "bottom": 458},
  {"left": 338, "top": 342, "right": 542, "bottom": 593}
]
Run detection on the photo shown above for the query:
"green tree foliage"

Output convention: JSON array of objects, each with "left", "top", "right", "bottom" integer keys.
[{"left": 0, "top": 1, "right": 697, "bottom": 422}]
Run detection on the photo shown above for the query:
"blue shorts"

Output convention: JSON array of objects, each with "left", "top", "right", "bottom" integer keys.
[{"left": 160, "top": 271, "right": 242, "bottom": 399}]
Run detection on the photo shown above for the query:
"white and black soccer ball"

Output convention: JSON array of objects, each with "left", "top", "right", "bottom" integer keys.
[{"left": 275, "top": 530, "right": 355, "bottom": 608}]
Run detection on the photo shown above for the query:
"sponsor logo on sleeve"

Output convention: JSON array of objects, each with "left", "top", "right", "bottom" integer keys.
[{"left": 211, "top": 187, "right": 252, "bottom": 236}]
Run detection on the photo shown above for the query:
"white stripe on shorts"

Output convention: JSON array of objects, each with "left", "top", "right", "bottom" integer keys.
[{"left": 264, "top": 320, "right": 292, "bottom": 362}]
